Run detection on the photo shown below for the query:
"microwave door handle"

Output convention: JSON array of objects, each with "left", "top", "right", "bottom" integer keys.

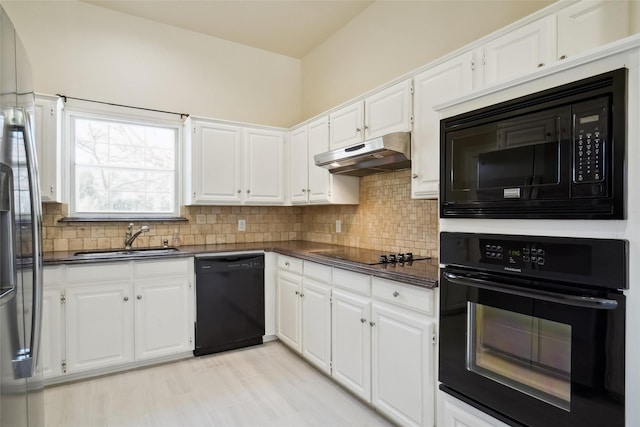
[{"left": 442, "top": 271, "right": 618, "bottom": 310}]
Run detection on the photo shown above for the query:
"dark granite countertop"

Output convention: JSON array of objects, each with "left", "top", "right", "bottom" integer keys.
[{"left": 44, "top": 240, "right": 438, "bottom": 289}]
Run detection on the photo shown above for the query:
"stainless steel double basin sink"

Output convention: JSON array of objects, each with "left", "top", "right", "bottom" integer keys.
[{"left": 73, "top": 247, "right": 182, "bottom": 260}]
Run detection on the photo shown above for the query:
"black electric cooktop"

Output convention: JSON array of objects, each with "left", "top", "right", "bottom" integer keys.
[{"left": 311, "top": 247, "right": 430, "bottom": 266}]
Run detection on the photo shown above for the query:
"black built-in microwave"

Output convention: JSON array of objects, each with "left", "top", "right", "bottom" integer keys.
[{"left": 440, "top": 68, "right": 626, "bottom": 219}]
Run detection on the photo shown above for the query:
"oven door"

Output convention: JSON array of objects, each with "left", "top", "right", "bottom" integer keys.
[{"left": 439, "top": 268, "right": 625, "bottom": 427}]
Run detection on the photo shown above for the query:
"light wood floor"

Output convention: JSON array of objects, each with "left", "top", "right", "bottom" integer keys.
[{"left": 44, "top": 341, "right": 394, "bottom": 427}]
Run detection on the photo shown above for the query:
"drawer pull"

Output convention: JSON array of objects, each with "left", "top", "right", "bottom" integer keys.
[
  {"left": 285, "top": 261, "right": 290, "bottom": 266},
  {"left": 370, "top": 321, "right": 376, "bottom": 327},
  {"left": 295, "top": 290, "right": 299, "bottom": 295},
  {"left": 123, "top": 296, "right": 129, "bottom": 302},
  {"left": 360, "top": 318, "right": 366, "bottom": 323},
  {"left": 137, "top": 295, "right": 142, "bottom": 300},
  {"left": 393, "top": 291, "right": 400, "bottom": 297}
]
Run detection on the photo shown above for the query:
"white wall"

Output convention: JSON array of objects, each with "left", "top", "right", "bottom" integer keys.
[
  {"left": 300, "top": 0, "right": 553, "bottom": 119},
  {"left": 2, "top": 1, "right": 302, "bottom": 128}
]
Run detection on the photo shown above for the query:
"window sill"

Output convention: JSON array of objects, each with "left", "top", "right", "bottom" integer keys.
[{"left": 58, "top": 216, "right": 188, "bottom": 223}]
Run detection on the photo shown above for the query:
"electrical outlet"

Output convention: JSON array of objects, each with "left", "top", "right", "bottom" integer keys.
[
  {"left": 336, "top": 220, "right": 342, "bottom": 233},
  {"left": 238, "top": 219, "right": 246, "bottom": 232}
]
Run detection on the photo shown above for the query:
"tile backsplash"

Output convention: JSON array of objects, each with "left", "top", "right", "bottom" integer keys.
[{"left": 43, "top": 169, "right": 439, "bottom": 257}]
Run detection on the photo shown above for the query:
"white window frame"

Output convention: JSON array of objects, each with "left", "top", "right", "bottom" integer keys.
[{"left": 64, "top": 104, "right": 183, "bottom": 219}]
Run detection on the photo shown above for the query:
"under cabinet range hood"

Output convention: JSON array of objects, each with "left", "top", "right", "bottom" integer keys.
[{"left": 314, "top": 132, "right": 411, "bottom": 176}]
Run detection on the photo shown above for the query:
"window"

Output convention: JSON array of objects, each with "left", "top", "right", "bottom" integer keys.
[{"left": 68, "top": 109, "right": 181, "bottom": 217}]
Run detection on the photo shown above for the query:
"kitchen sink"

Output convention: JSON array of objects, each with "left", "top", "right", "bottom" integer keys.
[{"left": 73, "top": 247, "right": 182, "bottom": 259}]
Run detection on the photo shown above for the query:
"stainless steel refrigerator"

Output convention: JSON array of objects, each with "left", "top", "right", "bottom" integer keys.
[{"left": 0, "top": 5, "right": 44, "bottom": 427}]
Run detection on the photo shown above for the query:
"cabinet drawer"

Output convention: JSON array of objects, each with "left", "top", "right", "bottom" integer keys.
[
  {"left": 333, "top": 268, "right": 370, "bottom": 296},
  {"left": 66, "top": 262, "right": 130, "bottom": 283},
  {"left": 134, "top": 258, "right": 191, "bottom": 278},
  {"left": 277, "top": 255, "right": 303, "bottom": 275},
  {"left": 304, "top": 261, "right": 331, "bottom": 283},
  {"left": 372, "top": 277, "right": 434, "bottom": 315}
]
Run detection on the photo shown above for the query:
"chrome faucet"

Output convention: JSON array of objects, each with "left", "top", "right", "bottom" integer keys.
[{"left": 124, "top": 223, "right": 149, "bottom": 251}]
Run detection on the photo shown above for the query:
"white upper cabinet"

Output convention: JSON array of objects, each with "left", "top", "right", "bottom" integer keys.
[
  {"left": 190, "top": 120, "right": 243, "bottom": 204},
  {"left": 412, "top": 52, "right": 474, "bottom": 199},
  {"left": 289, "top": 116, "right": 359, "bottom": 205},
  {"left": 364, "top": 79, "right": 413, "bottom": 140},
  {"left": 329, "top": 102, "right": 364, "bottom": 149},
  {"left": 556, "top": 0, "right": 630, "bottom": 60},
  {"left": 244, "top": 127, "right": 285, "bottom": 204},
  {"left": 289, "top": 125, "right": 309, "bottom": 204},
  {"left": 33, "top": 94, "right": 63, "bottom": 203},
  {"left": 479, "top": 15, "right": 556, "bottom": 87},
  {"left": 187, "top": 119, "right": 286, "bottom": 205},
  {"left": 329, "top": 80, "right": 413, "bottom": 150}
]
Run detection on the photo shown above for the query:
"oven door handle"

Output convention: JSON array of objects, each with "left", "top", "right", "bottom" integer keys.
[{"left": 442, "top": 271, "right": 619, "bottom": 310}]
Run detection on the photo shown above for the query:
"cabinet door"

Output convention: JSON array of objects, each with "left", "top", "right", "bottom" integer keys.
[
  {"left": 371, "top": 302, "right": 435, "bottom": 427},
  {"left": 364, "top": 80, "right": 413, "bottom": 140},
  {"left": 289, "top": 126, "right": 309, "bottom": 204},
  {"left": 42, "top": 287, "right": 63, "bottom": 379},
  {"left": 33, "top": 95, "right": 63, "bottom": 203},
  {"left": 65, "top": 283, "right": 134, "bottom": 373},
  {"left": 301, "top": 278, "right": 332, "bottom": 374},
  {"left": 331, "top": 289, "right": 371, "bottom": 402},
  {"left": 307, "top": 116, "right": 332, "bottom": 203},
  {"left": 244, "top": 128, "right": 286, "bottom": 204},
  {"left": 191, "top": 121, "right": 243, "bottom": 204},
  {"left": 412, "top": 52, "right": 474, "bottom": 199},
  {"left": 276, "top": 271, "right": 302, "bottom": 352},
  {"left": 557, "top": 0, "right": 630, "bottom": 60},
  {"left": 134, "top": 278, "right": 193, "bottom": 360},
  {"left": 329, "top": 102, "right": 364, "bottom": 149},
  {"left": 481, "top": 15, "right": 556, "bottom": 87}
]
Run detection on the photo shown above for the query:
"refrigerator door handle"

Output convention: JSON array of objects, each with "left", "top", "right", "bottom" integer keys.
[{"left": 24, "top": 110, "right": 43, "bottom": 378}]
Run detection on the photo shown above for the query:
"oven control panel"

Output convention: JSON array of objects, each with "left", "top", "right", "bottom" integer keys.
[{"left": 440, "top": 232, "right": 627, "bottom": 290}]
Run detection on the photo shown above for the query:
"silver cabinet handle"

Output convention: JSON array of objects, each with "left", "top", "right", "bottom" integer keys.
[
  {"left": 50, "top": 185, "right": 54, "bottom": 194},
  {"left": 370, "top": 322, "right": 376, "bottom": 327},
  {"left": 124, "top": 296, "right": 129, "bottom": 302},
  {"left": 137, "top": 295, "right": 142, "bottom": 300},
  {"left": 393, "top": 291, "right": 400, "bottom": 297},
  {"left": 412, "top": 174, "right": 418, "bottom": 179},
  {"left": 360, "top": 318, "right": 366, "bottom": 323}
]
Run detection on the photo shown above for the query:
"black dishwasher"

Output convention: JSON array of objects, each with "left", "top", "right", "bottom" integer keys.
[{"left": 194, "top": 254, "right": 265, "bottom": 356}]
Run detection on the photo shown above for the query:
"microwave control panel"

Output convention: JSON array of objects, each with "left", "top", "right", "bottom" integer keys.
[{"left": 572, "top": 97, "right": 608, "bottom": 195}]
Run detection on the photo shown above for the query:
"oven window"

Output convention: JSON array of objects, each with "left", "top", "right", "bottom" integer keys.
[{"left": 467, "top": 303, "right": 571, "bottom": 411}]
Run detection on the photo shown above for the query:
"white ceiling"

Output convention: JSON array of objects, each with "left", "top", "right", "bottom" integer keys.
[{"left": 82, "top": 0, "right": 374, "bottom": 58}]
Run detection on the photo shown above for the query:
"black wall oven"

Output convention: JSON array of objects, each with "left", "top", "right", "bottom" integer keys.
[
  {"left": 440, "top": 68, "right": 626, "bottom": 219},
  {"left": 439, "top": 232, "right": 627, "bottom": 427}
]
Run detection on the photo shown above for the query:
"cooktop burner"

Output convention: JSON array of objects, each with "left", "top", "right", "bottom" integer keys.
[{"left": 312, "top": 247, "right": 430, "bottom": 266}]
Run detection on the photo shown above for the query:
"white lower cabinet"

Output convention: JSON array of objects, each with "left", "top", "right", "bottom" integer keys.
[
  {"left": 41, "top": 286, "right": 63, "bottom": 379},
  {"left": 42, "top": 259, "right": 194, "bottom": 381},
  {"left": 276, "top": 270, "right": 303, "bottom": 352},
  {"left": 65, "top": 282, "right": 134, "bottom": 374},
  {"left": 301, "top": 278, "right": 332, "bottom": 374},
  {"left": 134, "top": 277, "right": 193, "bottom": 360},
  {"left": 331, "top": 288, "right": 371, "bottom": 401},
  {"left": 276, "top": 256, "right": 332, "bottom": 375},
  {"left": 371, "top": 302, "right": 434, "bottom": 427}
]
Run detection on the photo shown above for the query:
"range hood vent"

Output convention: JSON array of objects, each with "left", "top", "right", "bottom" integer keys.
[{"left": 313, "top": 132, "right": 411, "bottom": 177}]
